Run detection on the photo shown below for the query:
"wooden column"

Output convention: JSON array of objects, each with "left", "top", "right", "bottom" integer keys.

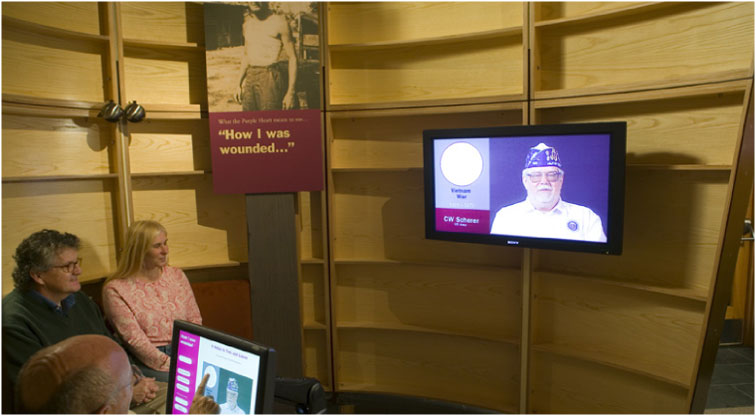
[
  {"left": 246, "top": 193, "right": 303, "bottom": 378},
  {"left": 690, "top": 82, "right": 754, "bottom": 412}
]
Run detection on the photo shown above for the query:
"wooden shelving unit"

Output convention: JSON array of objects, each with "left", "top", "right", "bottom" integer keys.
[
  {"left": 325, "top": 2, "right": 527, "bottom": 110},
  {"left": 1, "top": 3, "right": 250, "bottom": 292},
  {"left": 526, "top": 2, "right": 753, "bottom": 413},
  {"left": 321, "top": 1, "right": 753, "bottom": 414}
]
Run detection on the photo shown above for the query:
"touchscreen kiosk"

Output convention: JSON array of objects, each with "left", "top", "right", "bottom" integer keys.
[{"left": 166, "top": 320, "right": 276, "bottom": 414}]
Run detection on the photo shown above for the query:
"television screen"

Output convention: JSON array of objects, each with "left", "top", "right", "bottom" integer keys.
[
  {"left": 166, "top": 320, "right": 276, "bottom": 415},
  {"left": 423, "top": 122, "right": 626, "bottom": 255}
]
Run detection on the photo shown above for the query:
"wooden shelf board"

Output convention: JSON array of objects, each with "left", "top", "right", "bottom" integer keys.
[
  {"left": 534, "top": 2, "right": 674, "bottom": 28},
  {"left": 535, "top": 271, "right": 708, "bottom": 302},
  {"left": 3, "top": 94, "right": 102, "bottom": 110},
  {"left": 303, "top": 322, "right": 327, "bottom": 330},
  {"left": 130, "top": 170, "right": 208, "bottom": 178},
  {"left": 532, "top": 343, "right": 691, "bottom": 390},
  {"left": 123, "top": 38, "right": 203, "bottom": 51},
  {"left": 628, "top": 164, "right": 732, "bottom": 172},
  {"left": 533, "top": 72, "right": 752, "bottom": 105},
  {"left": 3, "top": 15, "right": 109, "bottom": 44},
  {"left": 2, "top": 174, "right": 118, "bottom": 183},
  {"left": 331, "top": 167, "right": 422, "bottom": 174},
  {"left": 328, "top": 27, "right": 522, "bottom": 52},
  {"left": 326, "top": 94, "right": 526, "bottom": 113},
  {"left": 333, "top": 382, "right": 518, "bottom": 413},
  {"left": 337, "top": 321, "right": 518, "bottom": 346},
  {"left": 2, "top": 94, "right": 105, "bottom": 118},
  {"left": 136, "top": 103, "right": 206, "bottom": 119},
  {"left": 300, "top": 258, "right": 325, "bottom": 265},
  {"left": 327, "top": 101, "right": 525, "bottom": 119},
  {"left": 329, "top": 165, "right": 730, "bottom": 173},
  {"left": 180, "top": 261, "right": 241, "bottom": 271},
  {"left": 333, "top": 258, "right": 518, "bottom": 273}
]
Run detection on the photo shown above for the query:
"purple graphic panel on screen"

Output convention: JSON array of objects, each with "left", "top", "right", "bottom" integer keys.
[{"left": 171, "top": 331, "right": 201, "bottom": 414}]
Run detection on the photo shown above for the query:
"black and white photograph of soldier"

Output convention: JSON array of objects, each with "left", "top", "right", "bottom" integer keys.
[{"left": 204, "top": 2, "right": 320, "bottom": 112}]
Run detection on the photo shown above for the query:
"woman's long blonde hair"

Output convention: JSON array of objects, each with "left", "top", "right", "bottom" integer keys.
[{"left": 107, "top": 220, "right": 167, "bottom": 283}]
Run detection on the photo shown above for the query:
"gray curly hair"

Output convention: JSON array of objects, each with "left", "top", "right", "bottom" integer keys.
[{"left": 12, "top": 229, "right": 80, "bottom": 290}]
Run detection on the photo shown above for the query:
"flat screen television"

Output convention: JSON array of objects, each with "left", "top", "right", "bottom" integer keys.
[
  {"left": 166, "top": 320, "right": 276, "bottom": 414},
  {"left": 423, "top": 122, "right": 626, "bottom": 255}
]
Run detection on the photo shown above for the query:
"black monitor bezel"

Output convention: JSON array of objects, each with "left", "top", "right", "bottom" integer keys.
[
  {"left": 423, "top": 122, "right": 626, "bottom": 255},
  {"left": 165, "top": 320, "right": 277, "bottom": 414}
]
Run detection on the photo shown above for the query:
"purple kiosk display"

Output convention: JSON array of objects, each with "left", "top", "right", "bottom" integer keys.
[{"left": 424, "top": 122, "right": 626, "bottom": 255}]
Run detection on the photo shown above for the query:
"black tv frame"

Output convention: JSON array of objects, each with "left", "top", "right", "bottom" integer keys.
[
  {"left": 423, "top": 122, "right": 626, "bottom": 255},
  {"left": 166, "top": 320, "right": 277, "bottom": 414}
]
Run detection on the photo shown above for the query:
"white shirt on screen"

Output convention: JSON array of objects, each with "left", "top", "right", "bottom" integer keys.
[
  {"left": 219, "top": 402, "right": 246, "bottom": 415},
  {"left": 490, "top": 199, "right": 607, "bottom": 242}
]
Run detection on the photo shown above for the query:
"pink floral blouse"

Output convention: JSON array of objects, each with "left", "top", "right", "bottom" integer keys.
[{"left": 102, "top": 266, "right": 202, "bottom": 371}]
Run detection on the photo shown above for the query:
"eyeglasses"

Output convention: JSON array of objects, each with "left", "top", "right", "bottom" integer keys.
[
  {"left": 50, "top": 258, "right": 82, "bottom": 273},
  {"left": 525, "top": 171, "right": 562, "bottom": 183}
]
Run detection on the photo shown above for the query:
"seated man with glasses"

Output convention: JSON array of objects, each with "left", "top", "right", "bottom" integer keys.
[
  {"left": 2, "top": 229, "right": 164, "bottom": 413},
  {"left": 490, "top": 143, "right": 607, "bottom": 242}
]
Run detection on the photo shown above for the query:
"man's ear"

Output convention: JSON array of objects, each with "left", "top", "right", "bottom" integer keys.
[{"left": 29, "top": 270, "right": 45, "bottom": 286}]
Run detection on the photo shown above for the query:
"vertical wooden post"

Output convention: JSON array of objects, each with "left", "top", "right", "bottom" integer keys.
[
  {"left": 246, "top": 193, "right": 303, "bottom": 378},
  {"left": 689, "top": 81, "right": 754, "bottom": 412},
  {"left": 519, "top": 248, "right": 532, "bottom": 413},
  {"left": 103, "top": 2, "right": 133, "bottom": 250}
]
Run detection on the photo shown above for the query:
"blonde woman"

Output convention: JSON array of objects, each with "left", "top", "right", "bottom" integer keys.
[{"left": 102, "top": 220, "right": 201, "bottom": 381}]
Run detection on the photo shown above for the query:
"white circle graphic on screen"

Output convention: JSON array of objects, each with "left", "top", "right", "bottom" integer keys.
[
  {"left": 203, "top": 366, "right": 218, "bottom": 389},
  {"left": 440, "top": 142, "right": 483, "bottom": 186}
]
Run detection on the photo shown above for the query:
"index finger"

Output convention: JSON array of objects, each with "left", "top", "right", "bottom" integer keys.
[{"left": 196, "top": 373, "right": 210, "bottom": 396}]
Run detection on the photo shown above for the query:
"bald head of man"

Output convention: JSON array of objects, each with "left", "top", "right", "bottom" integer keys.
[{"left": 15, "top": 334, "right": 133, "bottom": 414}]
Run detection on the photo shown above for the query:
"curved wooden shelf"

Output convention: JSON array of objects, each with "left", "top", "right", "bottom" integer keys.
[
  {"left": 327, "top": 93, "right": 526, "bottom": 113},
  {"left": 303, "top": 321, "right": 327, "bottom": 330},
  {"left": 130, "top": 170, "right": 208, "bottom": 178},
  {"left": 333, "top": 383, "right": 515, "bottom": 413},
  {"left": 328, "top": 27, "right": 522, "bottom": 52},
  {"left": 534, "top": 271, "right": 708, "bottom": 303},
  {"left": 333, "top": 258, "right": 519, "bottom": 273},
  {"left": 328, "top": 100, "right": 526, "bottom": 118},
  {"left": 2, "top": 94, "right": 104, "bottom": 118},
  {"left": 331, "top": 164, "right": 731, "bottom": 174},
  {"left": 628, "top": 164, "right": 731, "bottom": 172},
  {"left": 331, "top": 167, "right": 422, "bottom": 174},
  {"left": 533, "top": 71, "right": 752, "bottom": 103},
  {"left": 337, "top": 321, "right": 518, "bottom": 346},
  {"left": 122, "top": 37, "right": 203, "bottom": 51},
  {"left": 2, "top": 173, "right": 118, "bottom": 183},
  {"left": 138, "top": 103, "right": 206, "bottom": 120},
  {"left": 532, "top": 343, "right": 690, "bottom": 390},
  {"left": 534, "top": 2, "right": 676, "bottom": 28},
  {"left": 181, "top": 261, "right": 241, "bottom": 271},
  {"left": 3, "top": 15, "right": 109, "bottom": 44}
]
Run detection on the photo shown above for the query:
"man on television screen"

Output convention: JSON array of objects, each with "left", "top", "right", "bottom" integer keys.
[{"left": 490, "top": 143, "right": 607, "bottom": 242}]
